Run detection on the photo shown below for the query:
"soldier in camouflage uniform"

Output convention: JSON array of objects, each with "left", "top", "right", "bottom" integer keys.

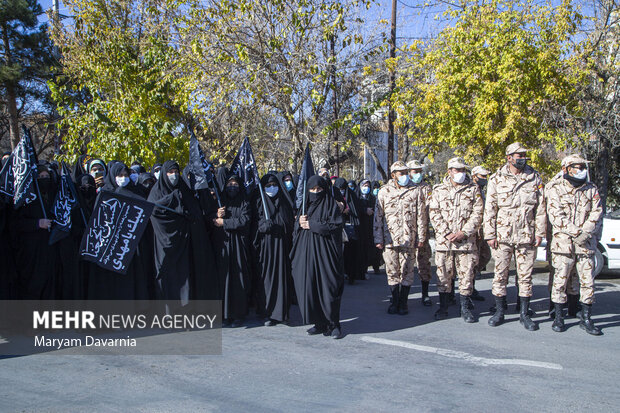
[
  {"left": 374, "top": 161, "right": 428, "bottom": 315},
  {"left": 471, "top": 165, "right": 492, "bottom": 302},
  {"left": 429, "top": 157, "right": 484, "bottom": 322},
  {"left": 546, "top": 154, "right": 603, "bottom": 335},
  {"left": 407, "top": 159, "right": 433, "bottom": 306},
  {"left": 484, "top": 143, "right": 546, "bottom": 331}
]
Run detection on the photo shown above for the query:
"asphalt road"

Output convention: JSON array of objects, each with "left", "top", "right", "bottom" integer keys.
[{"left": 1, "top": 265, "right": 619, "bottom": 412}]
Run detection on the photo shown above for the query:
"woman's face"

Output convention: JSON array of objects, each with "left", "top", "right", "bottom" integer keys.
[
  {"left": 117, "top": 170, "right": 129, "bottom": 178},
  {"left": 309, "top": 186, "right": 323, "bottom": 193}
]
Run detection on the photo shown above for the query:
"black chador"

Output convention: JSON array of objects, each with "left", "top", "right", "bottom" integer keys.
[
  {"left": 9, "top": 165, "right": 59, "bottom": 299},
  {"left": 252, "top": 174, "right": 294, "bottom": 325},
  {"left": 210, "top": 174, "right": 251, "bottom": 326},
  {"left": 148, "top": 161, "right": 219, "bottom": 310},
  {"left": 334, "top": 177, "right": 364, "bottom": 283},
  {"left": 290, "top": 175, "right": 344, "bottom": 338}
]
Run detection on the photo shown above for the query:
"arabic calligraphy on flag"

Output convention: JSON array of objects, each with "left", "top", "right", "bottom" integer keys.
[{"left": 80, "top": 191, "right": 154, "bottom": 274}]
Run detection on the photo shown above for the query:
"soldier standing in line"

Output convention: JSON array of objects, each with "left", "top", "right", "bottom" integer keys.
[
  {"left": 485, "top": 143, "right": 546, "bottom": 331},
  {"left": 407, "top": 159, "right": 433, "bottom": 306},
  {"left": 374, "top": 161, "right": 428, "bottom": 315},
  {"left": 546, "top": 154, "right": 603, "bottom": 335},
  {"left": 429, "top": 157, "right": 484, "bottom": 322},
  {"left": 471, "top": 165, "right": 492, "bottom": 302}
]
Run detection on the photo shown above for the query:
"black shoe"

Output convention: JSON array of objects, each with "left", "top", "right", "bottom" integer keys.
[
  {"left": 398, "top": 285, "right": 410, "bottom": 315},
  {"left": 264, "top": 319, "right": 278, "bottom": 327},
  {"left": 567, "top": 294, "right": 579, "bottom": 318},
  {"left": 388, "top": 284, "right": 400, "bottom": 314},
  {"left": 460, "top": 296, "right": 476, "bottom": 323},
  {"left": 551, "top": 302, "right": 565, "bottom": 332},
  {"left": 488, "top": 296, "right": 506, "bottom": 327},
  {"left": 307, "top": 324, "right": 327, "bottom": 335},
  {"left": 519, "top": 297, "right": 538, "bottom": 331},
  {"left": 421, "top": 281, "right": 432, "bottom": 306},
  {"left": 434, "top": 293, "right": 449, "bottom": 320},
  {"left": 471, "top": 289, "right": 485, "bottom": 301},
  {"left": 579, "top": 304, "right": 602, "bottom": 336},
  {"left": 448, "top": 280, "right": 457, "bottom": 306},
  {"left": 329, "top": 325, "right": 343, "bottom": 339},
  {"left": 231, "top": 319, "right": 244, "bottom": 328}
]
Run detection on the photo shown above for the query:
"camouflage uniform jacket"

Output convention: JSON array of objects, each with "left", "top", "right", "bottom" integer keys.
[
  {"left": 373, "top": 179, "right": 427, "bottom": 248},
  {"left": 546, "top": 175, "right": 602, "bottom": 255},
  {"left": 484, "top": 164, "right": 546, "bottom": 245},
  {"left": 429, "top": 176, "right": 484, "bottom": 252}
]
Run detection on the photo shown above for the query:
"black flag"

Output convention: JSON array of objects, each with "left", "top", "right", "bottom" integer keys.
[
  {"left": 12, "top": 126, "right": 39, "bottom": 209},
  {"left": 80, "top": 191, "right": 154, "bottom": 274},
  {"left": 230, "top": 137, "right": 260, "bottom": 195},
  {"left": 296, "top": 143, "right": 315, "bottom": 212},
  {"left": 0, "top": 153, "right": 14, "bottom": 201},
  {"left": 49, "top": 162, "right": 80, "bottom": 245}
]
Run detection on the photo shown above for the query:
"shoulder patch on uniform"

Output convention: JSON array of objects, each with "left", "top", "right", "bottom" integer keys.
[{"left": 593, "top": 193, "right": 600, "bottom": 200}]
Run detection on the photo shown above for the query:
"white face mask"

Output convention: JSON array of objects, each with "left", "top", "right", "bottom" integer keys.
[
  {"left": 452, "top": 172, "right": 466, "bottom": 184},
  {"left": 115, "top": 176, "right": 130, "bottom": 187},
  {"left": 573, "top": 169, "right": 587, "bottom": 180},
  {"left": 167, "top": 173, "right": 179, "bottom": 186},
  {"left": 265, "top": 186, "right": 279, "bottom": 197},
  {"left": 154, "top": 171, "right": 161, "bottom": 180},
  {"left": 130, "top": 173, "right": 139, "bottom": 183}
]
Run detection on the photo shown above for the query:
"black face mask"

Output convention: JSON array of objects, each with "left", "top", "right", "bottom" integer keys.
[
  {"left": 80, "top": 185, "right": 96, "bottom": 198},
  {"left": 477, "top": 179, "right": 487, "bottom": 188},
  {"left": 308, "top": 190, "right": 325, "bottom": 203},
  {"left": 512, "top": 158, "right": 527, "bottom": 170},
  {"left": 226, "top": 186, "right": 240, "bottom": 198},
  {"left": 38, "top": 177, "right": 51, "bottom": 192},
  {"left": 564, "top": 173, "right": 586, "bottom": 188}
]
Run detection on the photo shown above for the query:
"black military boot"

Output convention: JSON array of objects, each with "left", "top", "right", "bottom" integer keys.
[
  {"left": 519, "top": 297, "right": 538, "bottom": 331},
  {"left": 421, "top": 281, "right": 432, "bottom": 306},
  {"left": 567, "top": 294, "right": 579, "bottom": 318},
  {"left": 388, "top": 284, "right": 400, "bottom": 314},
  {"left": 551, "top": 302, "right": 565, "bottom": 332},
  {"left": 398, "top": 285, "right": 410, "bottom": 315},
  {"left": 434, "top": 293, "right": 449, "bottom": 320},
  {"left": 460, "top": 295, "right": 476, "bottom": 323},
  {"left": 548, "top": 299, "right": 555, "bottom": 319},
  {"left": 448, "top": 279, "right": 457, "bottom": 306},
  {"left": 488, "top": 296, "right": 506, "bottom": 327},
  {"left": 471, "top": 288, "right": 485, "bottom": 301},
  {"left": 579, "top": 304, "right": 602, "bottom": 336}
]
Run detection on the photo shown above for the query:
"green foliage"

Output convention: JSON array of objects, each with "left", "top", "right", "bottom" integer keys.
[
  {"left": 392, "top": 0, "right": 586, "bottom": 177},
  {"left": 49, "top": 0, "right": 192, "bottom": 166}
]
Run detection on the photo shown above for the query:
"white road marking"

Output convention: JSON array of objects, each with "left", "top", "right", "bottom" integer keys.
[{"left": 360, "top": 336, "right": 563, "bottom": 370}]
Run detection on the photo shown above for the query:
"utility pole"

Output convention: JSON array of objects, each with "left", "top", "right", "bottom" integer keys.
[{"left": 387, "top": 0, "right": 397, "bottom": 166}]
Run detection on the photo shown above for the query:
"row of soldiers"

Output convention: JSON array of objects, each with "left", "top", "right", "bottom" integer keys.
[{"left": 373, "top": 142, "right": 603, "bottom": 335}]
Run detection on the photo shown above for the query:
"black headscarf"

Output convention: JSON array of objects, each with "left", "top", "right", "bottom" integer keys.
[
  {"left": 276, "top": 170, "right": 296, "bottom": 211},
  {"left": 216, "top": 166, "right": 229, "bottom": 194},
  {"left": 101, "top": 162, "right": 143, "bottom": 198},
  {"left": 151, "top": 162, "right": 162, "bottom": 177},
  {"left": 334, "top": 177, "right": 361, "bottom": 227},
  {"left": 77, "top": 174, "right": 97, "bottom": 213},
  {"left": 137, "top": 172, "right": 156, "bottom": 195},
  {"left": 303, "top": 175, "right": 341, "bottom": 225},
  {"left": 147, "top": 160, "right": 201, "bottom": 217}
]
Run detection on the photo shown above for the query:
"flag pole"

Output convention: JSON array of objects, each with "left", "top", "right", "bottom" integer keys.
[
  {"left": 302, "top": 179, "right": 307, "bottom": 216},
  {"left": 258, "top": 180, "right": 270, "bottom": 221},
  {"left": 33, "top": 175, "right": 49, "bottom": 231}
]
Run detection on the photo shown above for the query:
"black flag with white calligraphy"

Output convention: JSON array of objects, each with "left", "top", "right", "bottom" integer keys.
[
  {"left": 12, "top": 126, "right": 39, "bottom": 209},
  {"left": 296, "top": 143, "right": 315, "bottom": 211},
  {"left": 49, "top": 162, "right": 79, "bottom": 245},
  {"left": 0, "top": 153, "right": 14, "bottom": 202},
  {"left": 80, "top": 191, "right": 154, "bottom": 274},
  {"left": 230, "top": 137, "right": 260, "bottom": 196},
  {"left": 188, "top": 131, "right": 214, "bottom": 191}
]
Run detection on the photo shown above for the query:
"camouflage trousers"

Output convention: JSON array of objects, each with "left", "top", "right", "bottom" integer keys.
[
  {"left": 491, "top": 243, "right": 535, "bottom": 297},
  {"left": 415, "top": 239, "right": 432, "bottom": 282},
  {"left": 551, "top": 253, "right": 595, "bottom": 305},
  {"left": 474, "top": 236, "right": 491, "bottom": 275},
  {"left": 384, "top": 246, "right": 417, "bottom": 287},
  {"left": 434, "top": 250, "right": 476, "bottom": 295}
]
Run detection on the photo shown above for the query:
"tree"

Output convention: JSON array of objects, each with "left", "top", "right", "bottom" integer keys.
[
  {"left": 49, "top": 0, "right": 193, "bottom": 166},
  {"left": 178, "top": 0, "right": 373, "bottom": 170},
  {"left": 0, "top": 0, "right": 56, "bottom": 149},
  {"left": 392, "top": 0, "right": 585, "bottom": 176}
]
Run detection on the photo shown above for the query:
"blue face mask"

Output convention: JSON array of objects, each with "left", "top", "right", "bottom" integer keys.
[
  {"left": 372, "top": 188, "right": 379, "bottom": 196},
  {"left": 284, "top": 180, "right": 294, "bottom": 191},
  {"left": 410, "top": 173, "right": 422, "bottom": 184},
  {"left": 397, "top": 175, "right": 410, "bottom": 187},
  {"left": 361, "top": 186, "right": 370, "bottom": 195},
  {"left": 265, "top": 186, "right": 279, "bottom": 197}
]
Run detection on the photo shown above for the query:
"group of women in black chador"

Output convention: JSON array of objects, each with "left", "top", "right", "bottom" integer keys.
[{"left": 0, "top": 154, "right": 382, "bottom": 339}]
